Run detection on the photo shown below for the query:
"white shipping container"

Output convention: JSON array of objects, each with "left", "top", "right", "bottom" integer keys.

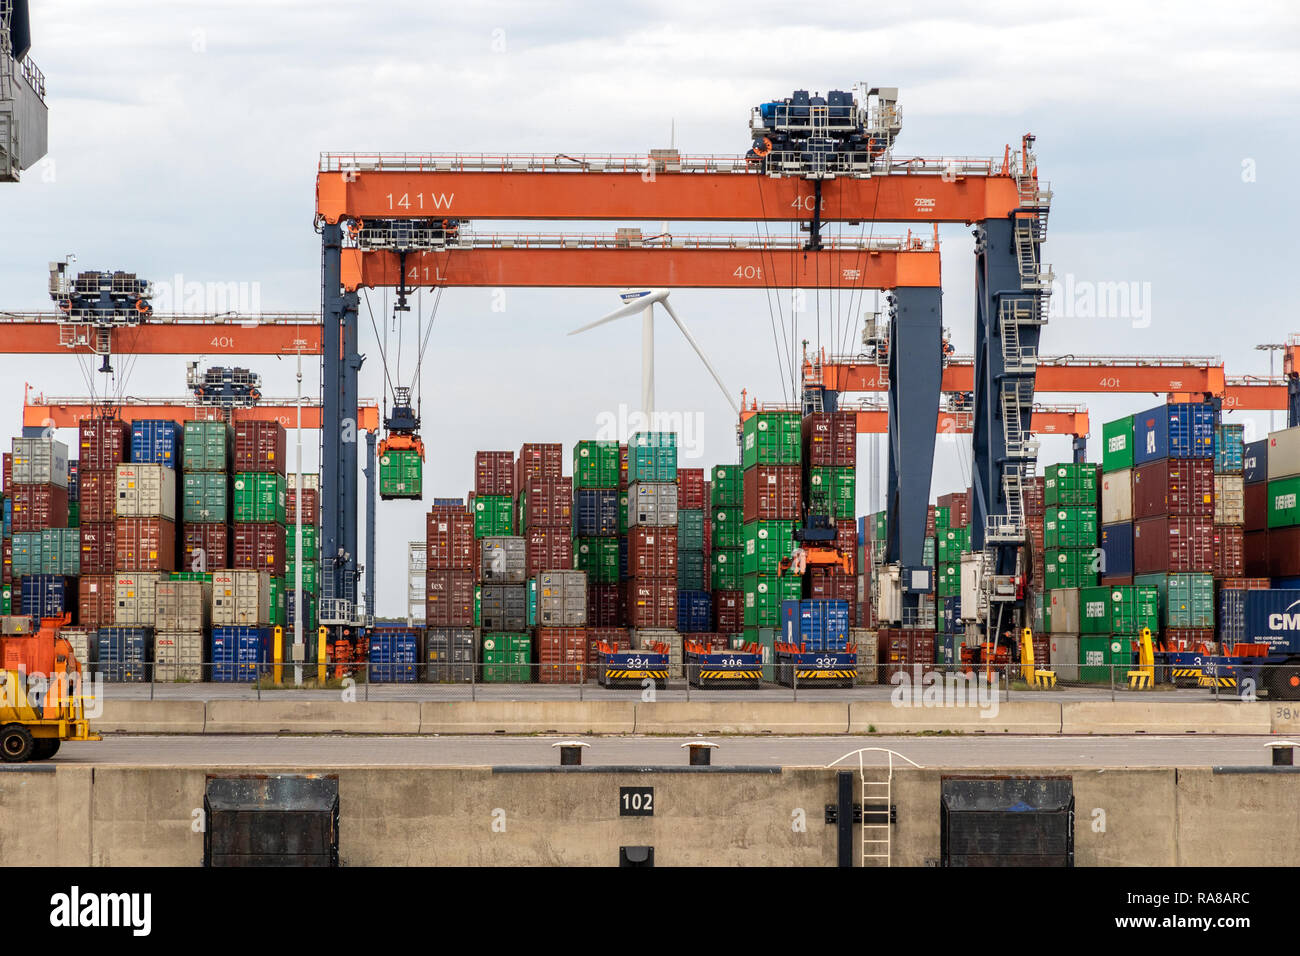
[
  {"left": 1100, "top": 469, "right": 1133, "bottom": 524},
  {"left": 212, "top": 569, "right": 271, "bottom": 625},
  {"left": 287, "top": 474, "right": 321, "bottom": 490},
  {"left": 627, "top": 482, "right": 678, "bottom": 527},
  {"left": 61, "top": 627, "right": 94, "bottom": 668},
  {"left": 114, "top": 573, "right": 161, "bottom": 626},
  {"left": 1049, "top": 588, "right": 1080, "bottom": 635},
  {"left": 537, "top": 570, "right": 587, "bottom": 627},
  {"left": 631, "top": 628, "right": 682, "bottom": 678},
  {"left": 959, "top": 551, "right": 989, "bottom": 621},
  {"left": 153, "top": 630, "right": 204, "bottom": 681},
  {"left": 875, "top": 565, "right": 901, "bottom": 624},
  {"left": 1214, "top": 475, "right": 1245, "bottom": 526},
  {"left": 155, "top": 580, "right": 212, "bottom": 631},
  {"left": 11, "top": 437, "right": 70, "bottom": 487},
  {"left": 115, "top": 464, "right": 177, "bottom": 520},
  {"left": 1268, "top": 426, "right": 1300, "bottom": 481},
  {"left": 851, "top": 629, "right": 878, "bottom": 684},
  {"left": 1049, "top": 634, "right": 1080, "bottom": 681}
]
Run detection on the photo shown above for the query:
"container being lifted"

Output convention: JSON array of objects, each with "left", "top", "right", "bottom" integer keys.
[{"left": 378, "top": 386, "right": 424, "bottom": 501}]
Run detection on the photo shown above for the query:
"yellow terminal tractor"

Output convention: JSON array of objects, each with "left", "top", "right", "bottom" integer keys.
[{"left": 0, "top": 615, "right": 100, "bottom": 762}]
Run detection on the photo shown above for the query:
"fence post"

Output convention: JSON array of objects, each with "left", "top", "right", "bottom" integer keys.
[
  {"left": 1110, "top": 663, "right": 1116, "bottom": 702},
  {"left": 685, "top": 660, "right": 691, "bottom": 702},
  {"left": 471, "top": 657, "right": 476, "bottom": 702}
]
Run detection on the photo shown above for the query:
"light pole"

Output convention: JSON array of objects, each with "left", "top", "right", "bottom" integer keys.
[
  {"left": 1256, "top": 343, "right": 1285, "bottom": 434},
  {"left": 294, "top": 348, "right": 304, "bottom": 687}
]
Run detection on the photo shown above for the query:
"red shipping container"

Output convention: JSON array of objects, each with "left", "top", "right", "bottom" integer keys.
[
  {"left": 2, "top": 538, "right": 10, "bottom": 585},
  {"left": 937, "top": 491, "right": 971, "bottom": 529},
  {"left": 626, "top": 579, "right": 676, "bottom": 629},
  {"left": 77, "top": 575, "right": 117, "bottom": 629},
  {"left": 11, "top": 484, "right": 69, "bottom": 532},
  {"left": 1099, "top": 575, "right": 1134, "bottom": 586},
  {"left": 78, "top": 469, "right": 116, "bottom": 523},
  {"left": 519, "top": 477, "right": 573, "bottom": 529},
  {"left": 628, "top": 527, "right": 678, "bottom": 576},
  {"left": 743, "top": 465, "right": 801, "bottom": 521},
  {"left": 77, "top": 418, "right": 130, "bottom": 471},
  {"left": 1132, "top": 459, "right": 1214, "bottom": 519},
  {"left": 1219, "top": 577, "right": 1270, "bottom": 591},
  {"left": 802, "top": 412, "right": 856, "bottom": 466},
  {"left": 1268, "top": 526, "right": 1300, "bottom": 578},
  {"left": 618, "top": 444, "right": 629, "bottom": 489},
  {"left": 586, "top": 583, "right": 620, "bottom": 627},
  {"left": 424, "top": 569, "right": 474, "bottom": 626},
  {"left": 877, "top": 628, "right": 908, "bottom": 683},
  {"left": 233, "top": 421, "right": 287, "bottom": 475},
  {"left": 426, "top": 511, "right": 475, "bottom": 570},
  {"left": 2, "top": 451, "right": 9, "bottom": 491},
  {"left": 525, "top": 526, "right": 572, "bottom": 576},
  {"left": 1244, "top": 481, "right": 1268, "bottom": 532},
  {"left": 231, "top": 521, "right": 286, "bottom": 574},
  {"left": 537, "top": 627, "right": 587, "bottom": 683},
  {"left": 677, "top": 468, "right": 706, "bottom": 510},
  {"left": 181, "top": 522, "right": 229, "bottom": 572},
  {"left": 703, "top": 507, "right": 713, "bottom": 558},
  {"left": 809, "top": 566, "right": 856, "bottom": 602},
  {"left": 1163, "top": 628, "right": 1215, "bottom": 652},
  {"left": 586, "top": 627, "right": 631, "bottom": 678},
  {"left": 1024, "top": 477, "right": 1045, "bottom": 517},
  {"left": 713, "top": 590, "right": 743, "bottom": 633},
  {"left": 514, "top": 442, "right": 562, "bottom": 490},
  {"left": 79, "top": 521, "right": 117, "bottom": 575},
  {"left": 925, "top": 506, "right": 936, "bottom": 538},
  {"left": 835, "top": 519, "right": 856, "bottom": 556},
  {"left": 1133, "top": 516, "right": 1214, "bottom": 574},
  {"left": 114, "top": 517, "right": 177, "bottom": 572},
  {"left": 1244, "top": 530, "right": 1270, "bottom": 578},
  {"left": 474, "top": 451, "right": 514, "bottom": 497},
  {"left": 1211, "top": 525, "right": 1244, "bottom": 578},
  {"left": 286, "top": 488, "right": 319, "bottom": 525}
]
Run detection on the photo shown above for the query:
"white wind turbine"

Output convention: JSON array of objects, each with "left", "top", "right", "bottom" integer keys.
[{"left": 568, "top": 288, "right": 740, "bottom": 418}]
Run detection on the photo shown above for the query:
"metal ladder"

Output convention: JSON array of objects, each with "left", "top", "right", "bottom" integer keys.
[
  {"left": 827, "top": 748, "right": 924, "bottom": 867},
  {"left": 0, "top": 1, "right": 16, "bottom": 182}
]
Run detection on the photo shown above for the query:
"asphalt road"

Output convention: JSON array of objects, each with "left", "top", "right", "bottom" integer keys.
[{"left": 47, "top": 733, "right": 1284, "bottom": 768}]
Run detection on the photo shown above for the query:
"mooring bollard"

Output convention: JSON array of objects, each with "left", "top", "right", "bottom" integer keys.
[
  {"left": 1268, "top": 741, "right": 1297, "bottom": 766},
  {"left": 682, "top": 741, "right": 719, "bottom": 766},
  {"left": 553, "top": 741, "right": 590, "bottom": 766}
]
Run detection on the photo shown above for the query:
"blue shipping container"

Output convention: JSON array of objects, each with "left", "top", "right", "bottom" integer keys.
[
  {"left": 211, "top": 626, "right": 265, "bottom": 682},
  {"left": 1214, "top": 424, "right": 1244, "bottom": 474},
  {"left": 942, "top": 595, "right": 962, "bottom": 635},
  {"left": 1133, "top": 402, "right": 1216, "bottom": 465},
  {"left": 618, "top": 537, "right": 629, "bottom": 580},
  {"left": 780, "top": 599, "right": 850, "bottom": 652},
  {"left": 1242, "top": 590, "right": 1300, "bottom": 652},
  {"left": 96, "top": 627, "right": 151, "bottom": 682},
  {"left": 1273, "top": 577, "right": 1300, "bottom": 590},
  {"left": 20, "top": 574, "right": 70, "bottom": 620},
  {"left": 575, "top": 489, "right": 620, "bottom": 537},
  {"left": 676, "top": 590, "right": 712, "bottom": 633},
  {"left": 130, "top": 419, "right": 183, "bottom": 469},
  {"left": 368, "top": 626, "right": 419, "bottom": 683},
  {"left": 432, "top": 497, "right": 464, "bottom": 508},
  {"left": 67, "top": 461, "right": 80, "bottom": 502},
  {"left": 1219, "top": 588, "right": 1248, "bottom": 648},
  {"left": 2, "top": 497, "right": 10, "bottom": 537},
  {"left": 1244, "top": 439, "right": 1269, "bottom": 484},
  {"left": 1100, "top": 522, "right": 1134, "bottom": 579},
  {"left": 857, "top": 516, "right": 866, "bottom": 543}
]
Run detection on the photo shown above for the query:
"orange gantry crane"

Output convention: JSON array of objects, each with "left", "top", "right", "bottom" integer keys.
[
  {"left": 21, "top": 390, "right": 380, "bottom": 432},
  {"left": 0, "top": 311, "right": 323, "bottom": 355}
]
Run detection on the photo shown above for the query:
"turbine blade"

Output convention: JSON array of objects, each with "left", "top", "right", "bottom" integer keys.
[
  {"left": 567, "top": 294, "right": 661, "bottom": 335},
  {"left": 660, "top": 298, "right": 741, "bottom": 415}
]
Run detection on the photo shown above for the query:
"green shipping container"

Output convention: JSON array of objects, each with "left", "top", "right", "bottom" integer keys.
[
  {"left": 267, "top": 576, "right": 286, "bottom": 627},
  {"left": 710, "top": 548, "right": 743, "bottom": 590},
  {"left": 67, "top": 502, "right": 79, "bottom": 528},
  {"left": 183, "top": 421, "right": 232, "bottom": 472},
  {"left": 0, "top": 587, "right": 9, "bottom": 615},
  {"left": 1166, "top": 573, "right": 1215, "bottom": 629},
  {"left": 170, "top": 572, "right": 214, "bottom": 582},
  {"left": 12, "top": 532, "right": 41, "bottom": 577},
  {"left": 742, "top": 520, "right": 795, "bottom": 575},
  {"left": 677, "top": 550, "right": 706, "bottom": 590},
  {"left": 1108, "top": 585, "right": 1160, "bottom": 635},
  {"left": 807, "top": 466, "right": 856, "bottom": 519},
  {"left": 573, "top": 538, "right": 619, "bottom": 584},
  {"left": 183, "top": 472, "right": 229, "bottom": 523},
  {"left": 710, "top": 466, "right": 743, "bottom": 507},
  {"left": 677, "top": 510, "right": 705, "bottom": 551},
  {"left": 233, "top": 473, "right": 286, "bottom": 524},
  {"left": 285, "top": 524, "right": 320, "bottom": 560},
  {"left": 1267, "top": 475, "right": 1300, "bottom": 528},
  {"left": 41, "top": 528, "right": 80, "bottom": 576},
  {"left": 934, "top": 506, "right": 951, "bottom": 531},
  {"left": 1079, "top": 635, "right": 1126, "bottom": 684},
  {"left": 1043, "top": 506, "right": 1099, "bottom": 549},
  {"left": 379, "top": 449, "right": 422, "bottom": 499},
  {"left": 627, "top": 432, "right": 677, "bottom": 483},
  {"left": 1102, "top": 415, "right": 1135, "bottom": 473},
  {"left": 936, "top": 562, "right": 960, "bottom": 597},
  {"left": 936, "top": 526, "right": 969, "bottom": 563},
  {"left": 922, "top": 537, "right": 936, "bottom": 569},
  {"left": 1078, "top": 586, "right": 1111, "bottom": 634},
  {"left": 527, "top": 579, "right": 537, "bottom": 628},
  {"left": 1044, "top": 548, "right": 1099, "bottom": 590},
  {"left": 711, "top": 507, "right": 743, "bottom": 548},
  {"left": 474, "top": 585, "right": 481, "bottom": 627},
  {"left": 741, "top": 412, "right": 801, "bottom": 469},
  {"left": 1044, "top": 463, "right": 1098, "bottom": 507},
  {"left": 742, "top": 574, "right": 802, "bottom": 627},
  {"left": 874, "top": 512, "right": 887, "bottom": 542},
  {"left": 473, "top": 495, "right": 514, "bottom": 537},
  {"left": 617, "top": 491, "right": 629, "bottom": 535},
  {"left": 284, "top": 559, "right": 319, "bottom": 594},
  {"left": 573, "top": 440, "right": 620, "bottom": 488},
  {"left": 482, "top": 632, "right": 531, "bottom": 682}
]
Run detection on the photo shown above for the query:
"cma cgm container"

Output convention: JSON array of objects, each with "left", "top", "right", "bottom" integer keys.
[
  {"left": 130, "top": 420, "right": 183, "bottom": 469},
  {"left": 233, "top": 421, "right": 286, "bottom": 475},
  {"left": 1244, "top": 439, "right": 1269, "bottom": 485},
  {"left": 1132, "top": 402, "right": 1216, "bottom": 464},
  {"left": 1241, "top": 590, "right": 1300, "bottom": 651}
]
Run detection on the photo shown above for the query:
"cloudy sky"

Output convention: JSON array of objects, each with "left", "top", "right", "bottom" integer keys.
[{"left": 3, "top": 1, "right": 1297, "bottom": 615}]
